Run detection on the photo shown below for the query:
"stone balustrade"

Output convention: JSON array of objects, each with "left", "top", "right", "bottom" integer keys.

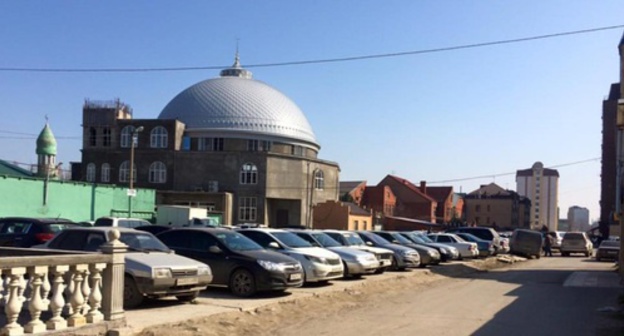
[{"left": 0, "top": 230, "right": 127, "bottom": 335}]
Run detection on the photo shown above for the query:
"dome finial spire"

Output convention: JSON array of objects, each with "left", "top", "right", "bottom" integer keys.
[{"left": 221, "top": 40, "right": 252, "bottom": 79}]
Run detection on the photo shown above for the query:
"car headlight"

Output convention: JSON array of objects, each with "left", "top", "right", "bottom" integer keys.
[
  {"left": 355, "top": 255, "right": 373, "bottom": 263},
  {"left": 428, "top": 250, "right": 437, "bottom": 257},
  {"left": 439, "top": 247, "right": 448, "bottom": 253},
  {"left": 197, "top": 266, "right": 212, "bottom": 276},
  {"left": 400, "top": 250, "right": 413, "bottom": 256},
  {"left": 306, "top": 255, "right": 328, "bottom": 264},
  {"left": 152, "top": 268, "right": 172, "bottom": 278},
  {"left": 258, "top": 260, "right": 288, "bottom": 271}
]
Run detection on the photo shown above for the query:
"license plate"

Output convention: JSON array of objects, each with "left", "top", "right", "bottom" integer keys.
[
  {"left": 177, "top": 277, "right": 198, "bottom": 286},
  {"left": 289, "top": 273, "right": 302, "bottom": 281}
]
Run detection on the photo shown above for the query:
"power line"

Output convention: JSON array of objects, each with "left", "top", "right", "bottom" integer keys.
[
  {"left": 1, "top": 24, "right": 622, "bottom": 73},
  {"left": 428, "top": 157, "right": 600, "bottom": 184}
]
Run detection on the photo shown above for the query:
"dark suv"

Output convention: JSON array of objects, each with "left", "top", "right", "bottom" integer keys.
[
  {"left": 0, "top": 217, "right": 76, "bottom": 247},
  {"left": 446, "top": 227, "right": 502, "bottom": 254}
]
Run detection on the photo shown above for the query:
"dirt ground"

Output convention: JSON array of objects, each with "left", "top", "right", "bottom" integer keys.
[{"left": 135, "top": 258, "right": 511, "bottom": 336}]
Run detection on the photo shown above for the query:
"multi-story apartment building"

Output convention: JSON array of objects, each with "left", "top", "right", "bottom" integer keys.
[
  {"left": 464, "top": 183, "right": 531, "bottom": 230},
  {"left": 567, "top": 206, "right": 590, "bottom": 232},
  {"left": 516, "top": 161, "right": 559, "bottom": 231}
]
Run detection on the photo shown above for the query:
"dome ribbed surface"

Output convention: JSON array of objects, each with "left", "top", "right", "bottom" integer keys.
[{"left": 158, "top": 77, "right": 318, "bottom": 146}]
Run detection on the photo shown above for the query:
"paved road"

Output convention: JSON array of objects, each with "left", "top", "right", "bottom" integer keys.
[{"left": 272, "top": 256, "right": 624, "bottom": 336}]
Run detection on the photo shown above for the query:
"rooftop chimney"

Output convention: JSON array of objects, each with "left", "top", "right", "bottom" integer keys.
[{"left": 420, "top": 181, "right": 427, "bottom": 194}]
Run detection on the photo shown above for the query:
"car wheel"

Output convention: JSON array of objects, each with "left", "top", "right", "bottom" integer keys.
[
  {"left": 342, "top": 261, "right": 350, "bottom": 278},
  {"left": 123, "top": 275, "right": 144, "bottom": 309},
  {"left": 374, "top": 266, "right": 387, "bottom": 274},
  {"left": 229, "top": 269, "right": 256, "bottom": 297},
  {"left": 176, "top": 291, "right": 199, "bottom": 303}
]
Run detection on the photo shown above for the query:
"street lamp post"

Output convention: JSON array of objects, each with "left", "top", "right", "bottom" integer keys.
[{"left": 128, "top": 126, "right": 143, "bottom": 217}]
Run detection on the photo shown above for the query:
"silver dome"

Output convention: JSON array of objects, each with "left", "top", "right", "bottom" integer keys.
[{"left": 158, "top": 74, "right": 318, "bottom": 147}]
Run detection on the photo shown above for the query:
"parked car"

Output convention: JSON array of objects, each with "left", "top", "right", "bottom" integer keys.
[
  {"left": 595, "top": 240, "right": 620, "bottom": 262},
  {"left": 560, "top": 232, "right": 594, "bottom": 257},
  {"left": 291, "top": 230, "right": 379, "bottom": 278},
  {"left": 427, "top": 233, "right": 479, "bottom": 259},
  {"left": 372, "top": 231, "right": 441, "bottom": 267},
  {"left": 550, "top": 231, "right": 565, "bottom": 251},
  {"left": 323, "top": 230, "right": 394, "bottom": 273},
  {"left": 135, "top": 224, "right": 172, "bottom": 235},
  {"left": 0, "top": 217, "right": 77, "bottom": 247},
  {"left": 157, "top": 228, "right": 303, "bottom": 296},
  {"left": 446, "top": 227, "right": 502, "bottom": 254},
  {"left": 237, "top": 228, "right": 344, "bottom": 283},
  {"left": 40, "top": 226, "right": 213, "bottom": 308},
  {"left": 509, "top": 229, "right": 543, "bottom": 259},
  {"left": 400, "top": 232, "right": 460, "bottom": 261},
  {"left": 454, "top": 232, "right": 495, "bottom": 258},
  {"left": 94, "top": 217, "right": 153, "bottom": 229},
  {"left": 354, "top": 231, "right": 420, "bottom": 270}
]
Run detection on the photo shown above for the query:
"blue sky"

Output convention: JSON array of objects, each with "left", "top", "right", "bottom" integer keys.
[{"left": 1, "top": 1, "right": 622, "bottom": 222}]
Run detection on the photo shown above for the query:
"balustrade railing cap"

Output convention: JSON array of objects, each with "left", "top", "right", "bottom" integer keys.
[{"left": 100, "top": 229, "right": 127, "bottom": 254}]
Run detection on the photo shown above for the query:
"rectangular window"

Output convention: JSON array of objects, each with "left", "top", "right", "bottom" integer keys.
[
  {"left": 247, "top": 140, "right": 259, "bottom": 151},
  {"left": 475, "top": 205, "right": 481, "bottom": 212},
  {"left": 354, "top": 220, "right": 359, "bottom": 230},
  {"left": 198, "top": 138, "right": 224, "bottom": 151},
  {"left": 292, "top": 145, "right": 303, "bottom": 156},
  {"left": 102, "top": 128, "right": 111, "bottom": 147},
  {"left": 239, "top": 197, "right": 257, "bottom": 222},
  {"left": 261, "top": 140, "right": 272, "bottom": 152}
]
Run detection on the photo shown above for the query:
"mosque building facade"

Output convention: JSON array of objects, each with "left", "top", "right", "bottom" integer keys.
[{"left": 74, "top": 56, "right": 340, "bottom": 227}]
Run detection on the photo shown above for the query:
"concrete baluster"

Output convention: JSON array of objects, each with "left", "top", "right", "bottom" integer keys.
[
  {"left": 24, "top": 266, "right": 47, "bottom": 333},
  {"left": 2, "top": 267, "right": 26, "bottom": 336},
  {"left": 81, "top": 268, "right": 91, "bottom": 315},
  {"left": 67, "top": 264, "right": 88, "bottom": 327},
  {"left": 86, "top": 263, "right": 106, "bottom": 323},
  {"left": 41, "top": 271, "right": 51, "bottom": 308},
  {"left": 101, "top": 229, "right": 127, "bottom": 321},
  {"left": 47, "top": 265, "right": 69, "bottom": 331}
]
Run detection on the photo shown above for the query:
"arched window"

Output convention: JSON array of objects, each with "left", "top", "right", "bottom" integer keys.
[
  {"left": 86, "top": 163, "right": 96, "bottom": 182},
  {"left": 120, "top": 126, "right": 137, "bottom": 148},
  {"left": 101, "top": 163, "right": 110, "bottom": 183},
  {"left": 149, "top": 161, "right": 167, "bottom": 183},
  {"left": 240, "top": 163, "right": 258, "bottom": 184},
  {"left": 314, "top": 170, "right": 324, "bottom": 190},
  {"left": 150, "top": 126, "right": 168, "bottom": 148},
  {"left": 119, "top": 161, "right": 135, "bottom": 183}
]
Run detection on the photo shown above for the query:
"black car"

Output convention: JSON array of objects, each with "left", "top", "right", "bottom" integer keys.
[
  {"left": 398, "top": 231, "right": 459, "bottom": 262},
  {"left": 0, "top": 217, "right": 76, "bottom": 247},
  {"left": 157, "top": 228, "right": 304, "bottom": 297}
]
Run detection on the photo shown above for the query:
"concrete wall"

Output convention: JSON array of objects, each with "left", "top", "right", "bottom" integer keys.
[{"left": 0, "top": 174, "right": 155, "bottom": 221}]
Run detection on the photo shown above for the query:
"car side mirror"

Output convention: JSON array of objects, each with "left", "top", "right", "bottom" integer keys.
[
  {"left": 209, "top": 245, "right": 222, "bottom": 254},
  {"left": 268, "top": 242, "right": 280, "bottom": 249}
]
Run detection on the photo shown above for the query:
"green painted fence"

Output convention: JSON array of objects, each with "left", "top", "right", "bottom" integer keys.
[{"left": 0, "top": 175, "right": 155, "bottom": 222}]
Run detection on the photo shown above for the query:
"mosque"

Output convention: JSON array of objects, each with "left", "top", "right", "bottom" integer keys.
[{"left": 75, "top": 56, "right": 340, "bottom": 227}]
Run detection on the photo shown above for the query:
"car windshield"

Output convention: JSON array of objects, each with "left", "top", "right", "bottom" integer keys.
[
  {"left": 215, "top": 231, "right": 263, "bottom": 251},
  {"left": 414, "top": 234, "right": 434, "bottom": 243},
  {"left": 119, "top": 232, "right": 169, "bottom": 252},
  {"left": 342, "top": 233, "right": 366, "bottom": 246},
  {"left": 272, "top": 231, "right": 313, "bottom": 248},
  {"left": 311, "top": 233, "right": 342, "bottom": 247},
  {"left": 49, "top": 224, "right": 73, "bottom": 232},
  {"left": 362, "top": 232, "right": 391, "bottom": 245},
  {"left": 564, "top": 233, "right": 584, "bottom": 240},
  {"left": 389, "top": 233, "right": 412, "bottom": 244},
  {"left": 600, "top": 241, "right": 620, "bottom": 248},
  {"left": 458, "top": 233, "right": 480, "bottom": 242},
  {"left": 406, "top": 233, "right": 427, "bottom": 244},
  {"left": 450, "top": 234, "right": 466, "bottom": 242}
]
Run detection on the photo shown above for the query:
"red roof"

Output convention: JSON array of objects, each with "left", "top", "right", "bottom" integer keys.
[{"left": 380, "top": 175, "right": 436, "bottom": 203}]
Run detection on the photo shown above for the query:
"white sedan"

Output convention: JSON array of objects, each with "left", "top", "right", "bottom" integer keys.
[{"left": 427, "top": 233, "right": 479, "bottom": 259}]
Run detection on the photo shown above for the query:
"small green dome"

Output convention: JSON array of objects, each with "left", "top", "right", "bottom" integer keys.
[{"left": 36, "top": 123, "right": 57, "bottom": 156}]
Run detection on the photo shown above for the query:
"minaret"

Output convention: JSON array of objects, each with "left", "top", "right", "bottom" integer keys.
[{"left": 36, "top": 122, "right": 59, "bottom": 179}]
